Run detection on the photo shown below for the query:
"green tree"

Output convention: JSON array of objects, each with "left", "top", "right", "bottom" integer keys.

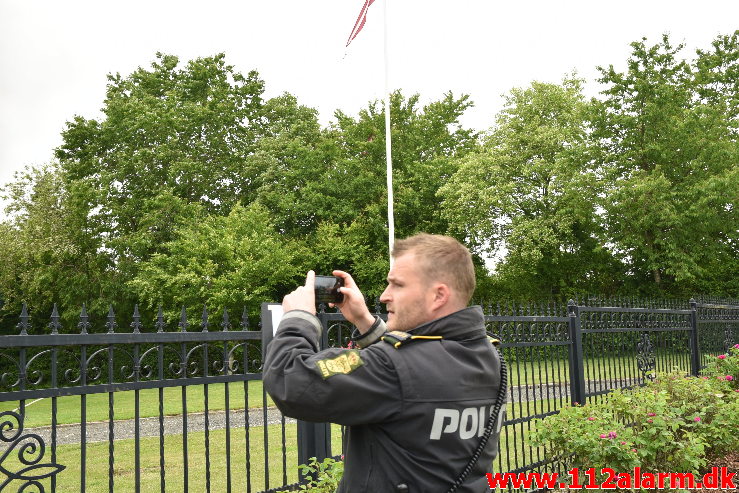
[
  {"left": 694, "top": 31, "right": 739, "bottom": 121},
  {"left": 592, "top": 34, "right": 738, "bottom": 295},
  {"left": 0, "top": 165, "right": 114, "bottom": 328},
  {"left": 691, "top": 31, "right": 739, "bottom": 296},
  {"left": 248, "top": 93, "right": 350, "bottom": 235},
  {"left": 328, "top": 91, "right": 479, "bottom": 291},
  {"left": 129, "top": 203, "right": 304, "bottom": 319},
  {"left": 440, "top": 78, "right": 620, "bottom": 298},
  {"left": 55, "top": 53, "right": 268, "bottom": 284},
  {"left": 252, "top": 90, "right": 480, "bottom": 294},
  {"left": 333, "top": 91, "right": 478, "bottom": 239}
]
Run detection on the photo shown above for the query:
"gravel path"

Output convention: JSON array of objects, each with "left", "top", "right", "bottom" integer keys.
[
  {"left": 12, "top": 379, "right": 640, "bottom": 447},
  {"left": 15, "top": 407, "right": 294, "bottom": 447}
]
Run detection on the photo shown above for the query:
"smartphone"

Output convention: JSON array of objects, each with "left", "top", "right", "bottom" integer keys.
[{"left": 314, "top": 275, "right": 344, "bottom": 304}]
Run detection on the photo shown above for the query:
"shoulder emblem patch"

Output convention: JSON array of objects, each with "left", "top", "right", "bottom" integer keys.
[{"left": 315, "top": 350, "right": 364, "bottom": 379}]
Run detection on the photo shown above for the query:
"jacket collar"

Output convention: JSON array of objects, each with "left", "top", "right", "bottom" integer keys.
[{"left": 407, "top": 305, "right": 486, "bottom": 341}]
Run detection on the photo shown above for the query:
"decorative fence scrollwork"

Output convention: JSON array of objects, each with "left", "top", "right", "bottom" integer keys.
[
  {"left": 0, "top": 411, "right": 64, "bottom": 492},
  {"left": 724, "top": 327, "right": 735, "bottom": 353},
  {"left": 636, "top": 331, "right": 656, "bottom": 380}
]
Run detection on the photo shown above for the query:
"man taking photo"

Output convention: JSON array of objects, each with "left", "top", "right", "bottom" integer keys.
[{"left": 264, "top": 233, "right": 506, "bottom": 492}]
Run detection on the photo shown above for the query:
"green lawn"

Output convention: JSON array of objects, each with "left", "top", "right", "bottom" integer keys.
[
  {"left": 2, "top": 410, "right": 538, "bottom": 493},
  {"left": 0, "top": 422, "right": 334, "bottom": 493},
  {"left": 0, "top": 397, "right": 570, "bottom": 492}
]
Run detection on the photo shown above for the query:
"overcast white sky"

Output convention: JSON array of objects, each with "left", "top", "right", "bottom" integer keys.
[{"left": 1, "top": 0, "right": 737, "bottom": 192}]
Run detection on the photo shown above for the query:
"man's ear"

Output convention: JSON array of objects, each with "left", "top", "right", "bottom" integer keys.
[{"left": 430, "top": 283, "right": 451, "bottom": 312}]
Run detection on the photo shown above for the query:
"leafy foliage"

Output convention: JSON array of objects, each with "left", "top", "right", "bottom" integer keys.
[
  {"left": 440, "top": 77, "right": 621, "bottom": 298},
  {"left": 532, "top": 372, "right": 739, "bottom": 474},
  {"left": 591, "top": 35, "right": 739, "bottom": 296},
  {"left": 129, "top": 203, "right": 304, "bottom": 319},
  {"left": 0, "top": 165, "right": 115, "bottom": 327},
  {"left": 298, "top": 457, "right": 344, "bottom": 492},
  {"left": 253, "top": 90, "right": 480, "bottom": 293},
  {"left": 702, "top": 345, "right": 739, "bottom": 391},
  {"left": 1, "top": 33, "right": 738, "bottom": 328}
]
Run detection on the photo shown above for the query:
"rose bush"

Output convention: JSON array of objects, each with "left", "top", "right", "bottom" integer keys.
[
  {"left": 703, "top": 344, "right": 739, "bottom": 391},
  {"left": 532, "top": 370, "right": 739, "bottom": 477}
]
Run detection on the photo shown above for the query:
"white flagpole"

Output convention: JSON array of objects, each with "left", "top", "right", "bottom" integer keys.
[{"left": 383, "top": 0, "right": 395, "bottom": 267}]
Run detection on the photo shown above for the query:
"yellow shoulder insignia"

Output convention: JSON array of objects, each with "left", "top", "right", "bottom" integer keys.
[
  {"left": 381, "top": 331, "right": 443, "bottom": 349},
  {"left": 315, "top": 350, "right": 364, "bottom": 379},
  {"left": 487, "top": 335, "right": 501, "bottom": 347}
]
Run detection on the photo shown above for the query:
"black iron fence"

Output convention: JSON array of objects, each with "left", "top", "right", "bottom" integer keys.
[
  {"left": 309, "top": 297, "right": 739, "bottom": 482},
  {"left": 0, "top": 297, "right": 736, "bottom": 492},
  {"left": 0, "top": 304, "right": 289, "bottom": 493}
]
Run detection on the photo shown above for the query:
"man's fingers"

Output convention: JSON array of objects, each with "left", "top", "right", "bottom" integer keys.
[
  {"left": 333, "top": 269, "right": 357, "bottom": 289},
  {"left": 305, "top": 270, "right": 315, "bottom": 288}
]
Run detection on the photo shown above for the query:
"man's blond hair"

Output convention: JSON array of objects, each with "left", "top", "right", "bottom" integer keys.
[{"left": 392, "top": 233, "right": 476, "bottom": 304}]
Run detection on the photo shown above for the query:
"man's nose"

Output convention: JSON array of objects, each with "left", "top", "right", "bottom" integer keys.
[{"left": 379, "top": 287, "right": 390, "bottom": 303}]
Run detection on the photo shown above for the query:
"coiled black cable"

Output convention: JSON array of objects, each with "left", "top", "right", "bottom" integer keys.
[{"left": 446, "top": 341, "right": 508, "bottom": 493}]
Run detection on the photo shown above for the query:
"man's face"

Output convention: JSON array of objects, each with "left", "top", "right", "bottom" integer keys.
[{"left": 379, "top": 253, "right": 435, "bottom": 332}]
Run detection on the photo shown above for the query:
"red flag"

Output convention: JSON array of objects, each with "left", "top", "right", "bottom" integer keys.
[{"left": 346, "top": 0, "right": 376, "bottom": 47}]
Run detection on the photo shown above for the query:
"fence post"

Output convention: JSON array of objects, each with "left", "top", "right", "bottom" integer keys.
[
  {"left": 568, "top": 300, "right": 586, "bottom": 405},
  {"left": 689, "top": 298, "right": 701, "bottom": 376},
  {"left": 295, "top": 310, "right": 334, "bottom": 474},
  {"left": 297, "top": 421, "right": 332, "bottom": 473},
  {"left": 260, "top": 303, "right": 333, "bottom": 477}
]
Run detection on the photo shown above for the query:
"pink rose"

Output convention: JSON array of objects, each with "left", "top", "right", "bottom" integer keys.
[
  {"left": 733, "top": 344, "right": 739, "bottom": 349},
  {"left": 620, "top": 441, "right": 627, "bottom": 445},
  {"left": 608, "top": 431, "right": 618, "bottom": 439},
  {"left": 647, "top": 412, "right": 656, "bottom": 417},
  {"left": 694, "top": 416, "right": 701, "bottom": 422},
  {"left": 718, "top": 354, "right": 727, "bottom": 359},
  {"left": 726, "top": 375, "right": 734, "bottom": 381},
  {"left": 599, "top": 434, "right": 607, "bottom": 439},
  {"left": 647, "top": 419, "right": 653, "bottom": 423},
  {"left": 587, "top": 417, "right": 595, "bottom": 421}
]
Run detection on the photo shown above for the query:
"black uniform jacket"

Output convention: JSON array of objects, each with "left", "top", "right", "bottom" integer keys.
[{"left": 263, "top": 306, "right": 505, "bottom": 493}]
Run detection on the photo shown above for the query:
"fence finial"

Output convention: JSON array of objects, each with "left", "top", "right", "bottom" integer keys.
[
  {"left": 49, "top": 303, "right": 61, "bottom": 335},
  {"left": 179, "top": 306, "right": 189, "bottom": 332},
  {"left": 201, "top": 305, "right": 209, "bottom": 332},
  {"left": 221, "top": 308, "right": 231, "bottom": 332},
  {"left": 567, "top": 299, "right": 576, "bottom": 316},
  {"left": 131, "top": 304, "right": 142, "bottom": 333},
  {"left": 17, "top": 303, "right": 30, "bottom": 335},
  {"left": 240, "top": 306, "right": 249, "bottom": 331},
  {"left": 78, "top": 303, "right": 90, "bottom": 334},
  {"left": 156, "top": 305, "right": 166, "bottom": 333},
  {"left": 106, "top": 305, "right": 117, "bottom": 333}
]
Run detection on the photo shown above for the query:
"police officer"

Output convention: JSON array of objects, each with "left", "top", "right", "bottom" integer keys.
[{"left": 263, "top": 233, "right": 505, "bottom": 492}]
